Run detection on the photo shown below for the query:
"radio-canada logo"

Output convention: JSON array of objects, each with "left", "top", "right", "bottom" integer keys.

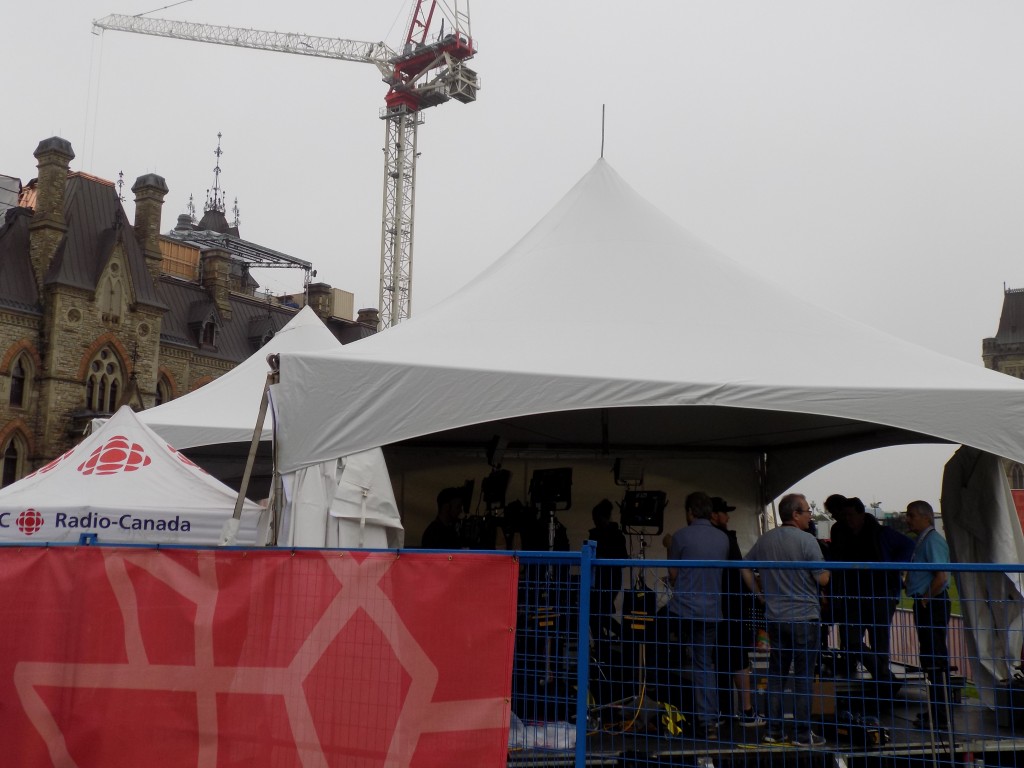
[
  {"left": 78, "top": 436, "right": 151, "bottom": 476},
  {"left": 17, "top": 508, "right": 44, "bottom": 535}
]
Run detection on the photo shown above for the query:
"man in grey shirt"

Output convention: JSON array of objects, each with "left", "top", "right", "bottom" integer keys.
[
  {"left": 668, "top": 491, "right": 730, "bottom": 739},
  {"left": 744, "top": 493, "right": 830, "bottom": 747}
]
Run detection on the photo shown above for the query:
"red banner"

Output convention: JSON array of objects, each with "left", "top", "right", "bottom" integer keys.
[{"left": 0, "top": 547, "right": 518, "bottom": 767}]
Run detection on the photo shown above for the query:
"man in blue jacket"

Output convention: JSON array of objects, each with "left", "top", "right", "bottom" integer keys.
[{"left": 904, "top": 500, "right": 952, "bottom": 731}]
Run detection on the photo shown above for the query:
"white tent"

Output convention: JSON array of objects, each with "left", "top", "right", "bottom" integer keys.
[
  {"left": 128, "top": 305, "right": 340, "bottom": 449},
  {"left": 264, "top": 159, "right": 1024, "bottom": 690},
  {"left": 269, "top": 160, "right": 1024, "bottom": 493},
  {"left": 0, "top": 406, "right": 264, "bottom": 545},
  {"left": 97, "top": 306, "right": 403, "bottom": 548}
]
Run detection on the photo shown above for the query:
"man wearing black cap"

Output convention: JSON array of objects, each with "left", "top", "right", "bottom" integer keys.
[{"left": 711, "top": 497, "right": 764, "bottom": 728}]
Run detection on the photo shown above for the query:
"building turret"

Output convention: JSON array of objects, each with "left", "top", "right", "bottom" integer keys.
[
  {"left": 131, "top": 173, "right": 169, "bottom": 283},
  {"left": 28, "top": 137, "right": 74, "bottom": 292},
  {"left": 201, "top": 248, "right": 233, "bottom": 319}
]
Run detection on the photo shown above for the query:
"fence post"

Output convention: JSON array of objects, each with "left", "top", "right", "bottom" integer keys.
[{"left": 574, "top": 541, "right": 595, "bottom": 768}]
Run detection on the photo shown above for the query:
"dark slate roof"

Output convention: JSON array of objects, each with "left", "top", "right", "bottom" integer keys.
[
  {"left": 196, "top": 208, "right": 238, "bottom": 236},
  {"left": 187, "top": 298, "right": 218, "bottom": 326},
  {"left": 993, "top": 288, "right": 1024, "bottom": 344},
  {"left": 0, "top": 207, "right": 41, "bottom": 314},
  {"left": 158, "top": 277, "right": 293, "bottom": 360},
  {"left": 45, "top": 174, "right": 165, "bottom": 309},
  {"left": 157, "top": 275, "right": 374, "bottom": 361}
]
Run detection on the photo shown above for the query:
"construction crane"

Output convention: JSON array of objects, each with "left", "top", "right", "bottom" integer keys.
[{"left": 92, "top": 2, "right": 478, "bottom": 328}]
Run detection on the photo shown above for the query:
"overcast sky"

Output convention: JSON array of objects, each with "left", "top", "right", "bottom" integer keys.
[{"left": 5, "top": 1, "right": 1024, "bottom": 514}]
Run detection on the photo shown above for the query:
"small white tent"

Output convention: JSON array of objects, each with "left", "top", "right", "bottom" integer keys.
[
  {"left": 0, "top": 406, "right": 264, "bottom": 545},
  {"left": 127, "top": 305, "right": 340, "bottom": 449},
  {"left": 269, "top": 160, "right": 1024, "bottom": 490},
  {"left": 94, "top": 306, "right": 403, "bottom": 548}
]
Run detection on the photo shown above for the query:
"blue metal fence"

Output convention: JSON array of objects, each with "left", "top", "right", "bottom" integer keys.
[{"left": 509, "top": 547, "right": 1024, "bottom": 768}]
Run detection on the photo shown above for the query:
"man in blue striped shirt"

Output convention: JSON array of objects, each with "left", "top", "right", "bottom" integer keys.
[{"left": 904, "top": 500, "right": 952, "bottom": 731}]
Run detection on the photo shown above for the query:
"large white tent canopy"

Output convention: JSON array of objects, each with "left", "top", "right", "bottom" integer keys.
[{"left": 269, "top": 160, "right": 1024, "bottom": 499}]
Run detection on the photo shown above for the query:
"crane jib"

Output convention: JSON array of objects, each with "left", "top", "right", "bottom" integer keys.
[{"left": 91, "top": 2, "right": 477, "bottom": 330}]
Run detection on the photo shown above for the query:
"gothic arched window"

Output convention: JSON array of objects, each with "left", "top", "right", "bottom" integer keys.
[
  {"left": 155, "top": 375, "right": 173, "bottom": 406},
  {"left": 1, "top": 434, "right": 27, "bottom": 488},
  {"left": 9, "top": 354, "right": 32, "bottom": 408},
  {"left": 85, "top": 347, "right": 124, "bottom": 414}
]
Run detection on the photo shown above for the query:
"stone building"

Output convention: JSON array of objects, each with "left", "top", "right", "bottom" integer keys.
[
  {"left": 983, "top": 286, "right": 1024, "bottom": 488},
  {"left": 0, "top": 136, "right": 376, "bottom": 486}
]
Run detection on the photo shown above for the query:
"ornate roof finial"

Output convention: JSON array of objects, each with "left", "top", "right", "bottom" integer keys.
[
  {"left": 187, "top": 193, "right": 197, "bottom": 223},
  {"left": 232, "top": 196, "right": 241, "bottom": 229},
  {"left": 205, "top": 131, "right": 226, "bottom": 214},
  {"left": 116, "top": 170, "right": 125, "bottom": 202}
]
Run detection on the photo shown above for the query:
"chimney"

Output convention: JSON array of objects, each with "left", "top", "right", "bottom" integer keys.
[
  {"left": 201, "top": 248, "right": 233, "bottom": 319},
  {"left": 28, "top": 137, "right": 74, "bottom": 292},
  {"left": 306, "top": 282, "right": 333, "bottom": 320},
  {"left": 131, "top": 173, "right": 169, "bottom": 283},
  {"left": 356, "top": 307, "right": 380, "bottom": 328}
]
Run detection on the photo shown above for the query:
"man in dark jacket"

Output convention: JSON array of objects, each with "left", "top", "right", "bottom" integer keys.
[
  {"left": 588, "top": 498, "right": 629, "bottom": 639},
  {"left": 828, "top": 496, "right": 914, "bottom": 686},
  {"left": 710, "top": 497, "right": 764, "bottom": 727}
]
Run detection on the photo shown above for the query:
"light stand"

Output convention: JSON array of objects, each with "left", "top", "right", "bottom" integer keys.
[
  {"left": 527, "top": 468, "right": 573, "bottom": 691},
  {"left": 611, "top": 459, "right": 669, "bottom": 714}
]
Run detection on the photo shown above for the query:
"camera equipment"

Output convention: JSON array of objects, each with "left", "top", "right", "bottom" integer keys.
[
  {"left": 457, "top": 479, "right": 475, "bottom": 512},
  {"left": 486, "top": 435, "right": 508, "bottom": 468},
  {"left": 529, "top": 468, "right": 572, "bottom": 512},
  {"left": 481, "top": 468, "right": 511, "bottom": 510},
  {"left": 620, "top": 490, "right": 666, "bottom": 533}
]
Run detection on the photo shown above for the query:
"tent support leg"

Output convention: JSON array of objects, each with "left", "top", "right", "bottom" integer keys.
[{"left": 231, "top": 372, "right": 272, "bottom": 528}]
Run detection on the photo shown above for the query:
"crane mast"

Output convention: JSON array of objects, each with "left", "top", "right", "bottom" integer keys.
[{"left": 92, "top": 2, "right": 478, "bottom": 328}]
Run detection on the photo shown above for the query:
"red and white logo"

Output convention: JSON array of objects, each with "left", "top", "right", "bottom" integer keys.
[
  {"left": 24, "top": 449, "right": 74, "bottom": 480},
  {"left": 167, "top": 444, "right": 206, "bottom": 473},
  {"left": 17, "top": 508, "right": 44, "bottom": 535},
  {"left": 77, "top": 436, "right": 152, "bottom": 476}
]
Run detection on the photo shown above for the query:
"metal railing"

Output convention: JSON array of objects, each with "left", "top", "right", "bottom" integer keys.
[{"left": 509, "top": 546, "right": 1024, "bottom": 768}]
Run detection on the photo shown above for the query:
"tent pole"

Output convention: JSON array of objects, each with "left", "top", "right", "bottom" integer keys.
[{"left": 232, "top": 371, "right": 274, "bottom": 525}]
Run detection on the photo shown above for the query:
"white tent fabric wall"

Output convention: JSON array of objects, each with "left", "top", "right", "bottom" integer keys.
[
  {"left": 279, "top": 448, "right": 404, "bottom": 549},
  {"left": 942, "top": 447, "right": 1024, "bottom": 706},
  {"left": 0, "top": 406, "right": 264, "bottom": 545}
]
